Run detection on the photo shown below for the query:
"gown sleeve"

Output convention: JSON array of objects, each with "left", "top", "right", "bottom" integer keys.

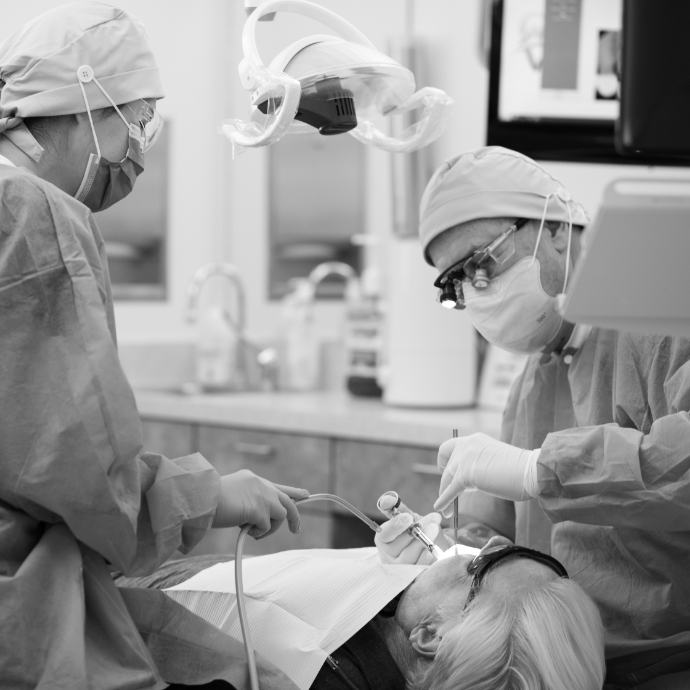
[
  {"left": 536, "top": 337, "right": 690, "bottom": 531},
  {"left": 0, "top": 171, "right": 220, "bottom": 575}
]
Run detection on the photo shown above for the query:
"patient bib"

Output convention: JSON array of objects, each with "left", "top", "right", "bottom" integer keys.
[{"left": 164, "top": 547, "right": 426, "bottom": 689}]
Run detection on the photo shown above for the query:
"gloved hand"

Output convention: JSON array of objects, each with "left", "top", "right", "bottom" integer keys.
[
  {"left": 433, "top": 433, "right": 540, "bottom": 514},
  {"left": 374, "top": 512, "right": 448, "bottom": 565},
  {"left": 214, "top": 469, "right": 310, "bottom": 539}
]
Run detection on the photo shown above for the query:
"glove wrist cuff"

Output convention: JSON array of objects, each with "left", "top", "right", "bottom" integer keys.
[{"left": 522, "top": 448, "right": 541, "bottom": 498}]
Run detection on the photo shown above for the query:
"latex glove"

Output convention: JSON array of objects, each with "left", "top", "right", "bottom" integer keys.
[
  {"left": 374, "top": 512, "right": 447, "bottom": 565},
  {"left": 214, "top": 469, "right": 310, "bottom": 539},
  {"left": 434, "top": 433, "right": 540, "bottom": 514}
]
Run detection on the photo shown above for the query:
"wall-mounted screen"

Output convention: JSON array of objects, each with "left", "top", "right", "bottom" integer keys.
[
  {"left": 487, "top": 0, "right": 630, "bottom": 163},
  {"left": 617, "top": 0, "right": 690, "bottom": 161}
]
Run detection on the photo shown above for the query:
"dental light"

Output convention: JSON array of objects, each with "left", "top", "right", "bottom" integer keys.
[{"left": 223, "top": 0, "right": 452, "bottom": 153}]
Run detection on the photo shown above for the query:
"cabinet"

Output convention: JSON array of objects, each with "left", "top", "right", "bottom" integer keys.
[
  {"left": 139, "top": 416, "right": 444, "bottom": 555},
  {"left": 141, "top": 418, "right": 196, "bottom": 457},
  {"left": 331, "top": 438, "right": 440, "bottom": 548},
  {"left": 333, "top": 438, "right": 440, "bottom": 517},
  {"left": 194, "top": 424, "right": 332, "bottom": 556}
]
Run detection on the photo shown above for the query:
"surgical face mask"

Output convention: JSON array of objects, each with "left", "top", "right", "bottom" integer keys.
[
  {"left": 74, "top": 65, "right": 162, "bottom": 211},
  {"left": 464, "top": 256, "right": 564, "bottom": 354},
  {"left": 462, "top": 189, "right": 577, "bottom": 354},
  {"left": 74, "top": 125, "right": 144, "bottom": 212}
]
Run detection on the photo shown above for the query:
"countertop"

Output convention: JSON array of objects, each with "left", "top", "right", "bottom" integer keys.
[{"left": 135, "top": 389, "right": 504, "bottom": 447}]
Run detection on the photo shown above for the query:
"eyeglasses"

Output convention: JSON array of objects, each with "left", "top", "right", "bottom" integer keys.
[
  {"left": 434, "top": 218, "right": 529, "bottom": 310},
  {"left": 121, "top": 99, "right": 164, "bottom": 153},
  {"left": 463, "top": 544, "right": 569, "bottom": 610}
]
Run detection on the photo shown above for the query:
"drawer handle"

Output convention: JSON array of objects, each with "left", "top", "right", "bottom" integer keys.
[
  {"left": 411, "top": 463, "right": 441, "bottom": 477},
  {"left": 233, "top": 441, "right": 275, "bottom": 458}
]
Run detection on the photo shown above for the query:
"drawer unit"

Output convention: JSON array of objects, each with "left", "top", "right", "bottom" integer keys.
[
  {"left": 141, "top": 419, "right": 196, "bottom": 457},
  {"left": 197, "top": 425, "right": 331, "bottom": 495},
  {"left": 195, "top": 425, "right": 333, "bottom": 554},
  {"left": 333, "top": 438, "right": 440, "bottom": 518}
]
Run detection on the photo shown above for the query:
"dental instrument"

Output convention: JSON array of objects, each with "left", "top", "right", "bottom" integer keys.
[
  {"left": 376, "top": 490, "right": 446, "bottom": 561},
  {"left": 234, "top": 492, "right": 380, "bottom": 690},
  {"left": 234, "top": 490, "right": 476, "bottom": 689},
  {"left": 452, "top": 428, "right": 459, "bottom": 545}
]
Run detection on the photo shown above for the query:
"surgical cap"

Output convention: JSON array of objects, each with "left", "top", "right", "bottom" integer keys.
[
  {"left": 0, "top": 2, "right": 164, "bottom": 159},
  {"left": 419, "top": 146, "right": 589, "bottom": 264}
]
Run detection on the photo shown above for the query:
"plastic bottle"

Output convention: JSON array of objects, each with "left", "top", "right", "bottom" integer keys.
[
  {"left": 344, "top": 268, "right": 384, "bottom": 398},
  {"left": 278, "top": 279, "right": 321, "bottom": 391},
  {"left": 195, "top": 306, "right": 237, "bottom": 391}
]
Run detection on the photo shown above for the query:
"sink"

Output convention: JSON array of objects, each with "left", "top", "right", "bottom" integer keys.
[
  {"left": 123, "top": 339, "right": 279, "bottom": 397},
  {"left": 139, "top": 382, "right": 261, "bottom": 396}
]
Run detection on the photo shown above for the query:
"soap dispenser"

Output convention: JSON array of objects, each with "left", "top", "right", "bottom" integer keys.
[
  {"left": 344, "top": 267, "right": 384, "bottom": 398},
  {"left": 278, "top": 278, "right": 321, "bottom": 391},
  {"left": 195, "top": 306, "right": 237, "bottom": 391}
]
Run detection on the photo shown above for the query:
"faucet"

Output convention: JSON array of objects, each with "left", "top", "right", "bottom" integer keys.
[
  {"left": 186, "top": 262, "right": 246, "bottom": 333},
  {"left": 186, "top": 262, "right": 283, "bottom": 392},
  {"left": 307, "top": 261, "right": 357, "bottom": 295}
]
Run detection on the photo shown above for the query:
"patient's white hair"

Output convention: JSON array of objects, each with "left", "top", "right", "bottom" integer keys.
[{"left": 406, "top": 577, "right": 605, "bottom": 690}]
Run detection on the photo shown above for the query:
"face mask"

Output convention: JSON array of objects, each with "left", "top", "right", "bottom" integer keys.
[
  {"left": 464, "top": 256, "right": 564, "bottom": 354},
  {"left": 74, "top": 125, "right": 144, "bottom": 212}
]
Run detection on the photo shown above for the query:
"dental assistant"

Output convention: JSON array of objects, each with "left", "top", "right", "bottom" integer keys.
[
  {"left": 0, "top": 4, "right": 307, "bottom": 689},
  {"left": 381, "top": 146, "right": 690, "bottom": 688}
]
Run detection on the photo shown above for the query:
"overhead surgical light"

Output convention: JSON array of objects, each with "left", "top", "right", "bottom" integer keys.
[{"left": 223, "top": 0, "right": 452, "bottom": 153}]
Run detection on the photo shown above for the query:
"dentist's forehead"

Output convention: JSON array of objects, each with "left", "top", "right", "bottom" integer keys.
[{"left": 428, "top": 218, "right": 509, "bottom": 272}]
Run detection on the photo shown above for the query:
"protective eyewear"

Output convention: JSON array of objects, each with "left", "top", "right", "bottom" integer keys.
[
  {"left": 463, "top": 544, "right": 569, "bottom": 609},
  {"left": 122, "top": 99, "right": 163, "bottom": 153},
  {"left": 434, "top": 218, "right": 529, "bottom": 310}
]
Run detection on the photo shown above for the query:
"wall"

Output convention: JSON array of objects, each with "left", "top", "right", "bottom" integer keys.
[
  {"left": 225, "top": 0, "right": 492, "bottom": 344},
  {"left": 5, "top": 1, "right": 690, "bottom": 347},
  {"left": 226, "top": 0, "right": 690, "bottom": 344},
  {"left": 0, "top": 0, "right": 235, "bottom": 344}
]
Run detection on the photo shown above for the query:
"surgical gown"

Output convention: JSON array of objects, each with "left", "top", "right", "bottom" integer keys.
[
  {"left": 459, "top": 328, "right": 690, "bottom": 681},
  {"left": 0, "top": 164, "right": 222, "bottom": 689}
]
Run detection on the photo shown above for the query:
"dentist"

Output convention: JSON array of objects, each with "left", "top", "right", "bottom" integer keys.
[{"left": 377, "top": 146, "right": 690, "bottom": 689}]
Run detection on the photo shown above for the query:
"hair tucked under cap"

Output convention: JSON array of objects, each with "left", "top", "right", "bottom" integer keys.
[
  {"left": 0, "top": 1, "right": 164, "bottom": 160},
  {"left": 418, "top": 146, "right": 589, "bottom": 264}
]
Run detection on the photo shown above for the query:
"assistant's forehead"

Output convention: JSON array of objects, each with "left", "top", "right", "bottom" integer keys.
[{"left": 427, "top": 217, "right": 514, "bottom": 272}]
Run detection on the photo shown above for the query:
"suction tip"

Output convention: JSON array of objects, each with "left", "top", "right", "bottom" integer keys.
[{"left": 376, "top": 491, "right": 400, "bottom": 514}]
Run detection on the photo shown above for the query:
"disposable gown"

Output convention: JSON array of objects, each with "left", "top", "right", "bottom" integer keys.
[
  {"left": 458, "top": 328, "right": 690, "bottom": 682},
  {"left": 0, "top": 164, "right": 222, "bottom": 689}
]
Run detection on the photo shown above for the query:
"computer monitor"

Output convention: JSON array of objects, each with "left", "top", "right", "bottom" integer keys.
[
  {"left": 562, "top": 178, "right": 690, "bottom": 337},
  {"left": 616, "top": 0, "right": 690, "bottom": 161}
]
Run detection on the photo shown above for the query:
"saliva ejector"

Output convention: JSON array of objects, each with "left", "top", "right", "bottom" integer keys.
[{"left": 376, "top": 490, "right": 480, "bottom": 561}]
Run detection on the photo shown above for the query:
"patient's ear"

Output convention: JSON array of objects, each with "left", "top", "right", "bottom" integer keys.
[{"left": 409, "top": 623, "right": 441, "bottom": 659}]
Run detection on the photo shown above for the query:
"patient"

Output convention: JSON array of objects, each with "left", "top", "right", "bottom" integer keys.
[
  {"left": 313, "top": 536, "right": 605, "bottom": 690},
  {"left": 119, "top": 534, "right": 605, "bottom": 690}
]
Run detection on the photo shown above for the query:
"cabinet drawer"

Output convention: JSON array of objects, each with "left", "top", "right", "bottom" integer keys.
[
  {"left": 188, "top": 511, "right": 333, "bottom": 557},
  {"left": 141, "top": 419, "right": 196, "bottom": 457},
  {"left": 197, "top": 425, "right": 330, "bottom": 495},
  {"left": 334, "top": 439, "right": 440, "bottom": 518}
]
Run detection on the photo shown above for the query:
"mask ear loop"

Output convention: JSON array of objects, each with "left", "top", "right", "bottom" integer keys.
[
  {"left": 531, "top": 192, "right": 553, "bottom": 264},
  {"left": 77, "top": 77, "right": 102, "bottom": 159},
  {"left": 562, "top": 201, "right": 573, "bottom": 293},
  {"left": 76, "top": 65, "right": 138, "bottom": 146}
]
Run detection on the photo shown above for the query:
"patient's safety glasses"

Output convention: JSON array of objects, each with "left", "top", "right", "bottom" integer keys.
[
  {"left": 463, "top": 544, "right": 569, "bottom": 609},
  {"left": 434, "top": 218, "right": 529, "bottom": 310}
]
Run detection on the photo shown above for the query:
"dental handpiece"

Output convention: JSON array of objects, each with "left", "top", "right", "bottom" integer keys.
[{"left": 377, "top": 490, "right": 446, "bottom": 561}]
